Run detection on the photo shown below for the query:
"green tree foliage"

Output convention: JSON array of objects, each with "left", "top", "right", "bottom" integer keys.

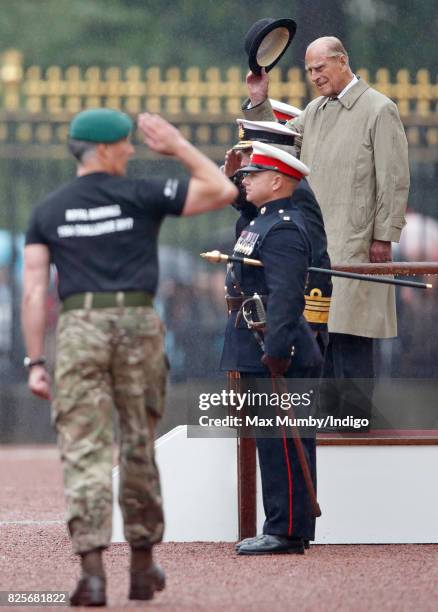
[
  {"left": 0, "top": 0, "right": 435, "bottom": 73},
  {"left": 347, "top": 0, "right": 438, "bottom": 75},
  {"left": 294, "top": 0, "right": 348, "bottom": 68}
]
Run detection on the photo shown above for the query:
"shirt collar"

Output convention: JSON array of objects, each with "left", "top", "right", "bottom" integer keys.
[
  {"left": 337, "top": 74, "right": 358, "bottom": 99},
  {"left": 319, "top": 77, "right": 369, "bottom": 110}
]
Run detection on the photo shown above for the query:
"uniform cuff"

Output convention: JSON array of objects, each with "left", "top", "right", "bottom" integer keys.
[
  {"left": 304, "top": 291, "right": 331, "bottom": 324},
  {"left": 373, "top": 215, "right": 406, "bottom": 243},
  {"left": 373, "top": 227, "right": 402, "bottom": 243},
  {"left": 241, "top": 98, "right": 275, "bottom": 121}
]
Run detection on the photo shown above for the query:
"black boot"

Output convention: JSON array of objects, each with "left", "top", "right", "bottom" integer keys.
[
  {"left": 129, "top": 546, "right": 166, "bottom": 600},
  {"left": 237, "top": 534, "right": 305, "bottom": 555},
  {"left": 236, "top": 536, "right": 310, "bottom": 551},
  {"left": 70, "top": 549, "right": 106, "bottom": 607}
]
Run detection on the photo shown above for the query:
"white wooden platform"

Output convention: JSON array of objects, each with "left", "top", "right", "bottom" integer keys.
[{"left": 112, "top": 425, "right": 438, "bottom": 544}]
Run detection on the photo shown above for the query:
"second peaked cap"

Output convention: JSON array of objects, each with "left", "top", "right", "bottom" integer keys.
[
  {"left": 269, "top": 99, "right": 302, "bottom": 123},
  {"left": 234, "top": 119, "right": 299, "bottom": 150}
]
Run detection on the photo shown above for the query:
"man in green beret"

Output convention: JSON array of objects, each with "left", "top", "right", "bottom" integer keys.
[
  {"left": 69, "top": 108, "right": 134, "bottom": 143},
  {"left": 22, "top": 108, "right": 237, "bottom": 606}
]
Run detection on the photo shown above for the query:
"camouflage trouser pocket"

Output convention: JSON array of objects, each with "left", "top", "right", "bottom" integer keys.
[
  {"left": 52, "top": 310, "right": 113, "bottom": 427},
  {"left": 144, "top": 320, "right": 169, "bottom": 419}
]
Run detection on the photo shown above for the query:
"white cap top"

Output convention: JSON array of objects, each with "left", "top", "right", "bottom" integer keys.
[
  {"left": 236, "top": 118, "right": 300, "bottom": 137},
  {"left": 248, "top": 140, "right": 309, "bottom": 179},
  {"left": 269, "top": 98, "right": 302, "bottom": 119}
]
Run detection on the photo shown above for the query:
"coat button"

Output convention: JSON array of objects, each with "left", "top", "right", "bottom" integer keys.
[
  {"left": 279, "top": 209, "right": 284, "bottom": 213},
  {"left": 260, "top": 207, "right": 266, "bottom": 214},
  {"left": 250, "top": 220, "right": 255, "bottom": 225}
]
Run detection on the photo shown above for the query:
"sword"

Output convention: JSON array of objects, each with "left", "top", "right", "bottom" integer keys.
[
  {"left": 239, "top": 293, "right": 266, "bottom": 351},
  {"left": 200, "top": 251, "right": 433, "bottom": 290},
  {"left": 240, "top": 292, "right": 321, "bottom": 518}
]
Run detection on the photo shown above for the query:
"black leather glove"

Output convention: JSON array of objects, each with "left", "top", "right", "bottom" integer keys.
[
  {"left": 231, "top": 174, "right": 249, "bottom": 210},
  {"left": 261, "top": 354, "right": 291, "bottom": 377}
]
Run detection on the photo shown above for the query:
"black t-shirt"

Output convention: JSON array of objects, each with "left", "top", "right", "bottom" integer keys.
[{"left": 25, "top": 172, "right": 188, "bottom": 299}]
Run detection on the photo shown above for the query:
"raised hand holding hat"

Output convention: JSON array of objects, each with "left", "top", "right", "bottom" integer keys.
[{"left": 244, "top": 18, "right": 297, "bottom": 75}]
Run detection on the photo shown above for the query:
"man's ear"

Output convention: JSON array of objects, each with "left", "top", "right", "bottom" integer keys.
[
  {"left": 339, "top": 54, "right": 348, "bottom": 70},
  {"left": 95, "top": 143, "right": 108, "bottom": 161},
  {"left": 271, "top": 173, "right": 283, "bottom": 192}
]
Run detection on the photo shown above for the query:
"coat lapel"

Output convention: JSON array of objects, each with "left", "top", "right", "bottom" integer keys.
[
  {"left": 337, "top": 79, "right": 369, "bottom": 109},
  {"left": 318, "top": 78, "right": 370, "bottom": 111}
]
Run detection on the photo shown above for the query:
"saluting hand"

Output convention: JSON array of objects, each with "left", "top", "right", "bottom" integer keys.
[
  {"left": 246, "top": 69, "right": 269, "bottom": 106},
  {"left": 138, "top": 113, "right": 185, "bottom": 156},
  {"left": 224, "top": 149, "right": 242, "bottom": 177},
  {"left": 28, "top": 365, "right": 52, "bottom": 401}
]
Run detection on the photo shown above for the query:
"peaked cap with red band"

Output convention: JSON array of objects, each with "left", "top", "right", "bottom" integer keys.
[
  {"left": 241, "top": 141, "right": 309, "bottom": 181},
  {"left": 269, "top": 99, "right": 302, "bottom": 123}
]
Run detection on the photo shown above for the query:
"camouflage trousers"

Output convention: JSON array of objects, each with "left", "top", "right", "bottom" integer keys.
[{"left": 53, "top": 306, "right": 167, "bottom": 555}]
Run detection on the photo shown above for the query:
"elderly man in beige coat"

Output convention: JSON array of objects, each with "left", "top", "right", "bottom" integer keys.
[{"left": 242, "top": 36, "right": 409, "bottom": 425}]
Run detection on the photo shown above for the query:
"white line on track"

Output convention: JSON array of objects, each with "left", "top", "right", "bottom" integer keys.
[{"left": 0, "top": 520, "right": 64, "bottom": 525}]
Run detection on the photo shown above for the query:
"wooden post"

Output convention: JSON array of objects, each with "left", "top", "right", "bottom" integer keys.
[
  {"left": 237, "top": 436, "right": 257, "bottom": 540},
  {"left": 228, "top": 371, "right": 257, "bottom": 539}
]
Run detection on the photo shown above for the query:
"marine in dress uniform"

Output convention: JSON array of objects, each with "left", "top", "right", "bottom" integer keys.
[
  {"left": 224, "top": 118, "right": 332, "bottom": 340},
  {"left": 21, "top": 109, "right": 237, "bottom": 605},
  {"left": 220, "top": 142, "right": 323, "bottom": 554}
]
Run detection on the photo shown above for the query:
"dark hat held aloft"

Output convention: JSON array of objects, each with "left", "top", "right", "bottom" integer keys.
[{"left": 244, "top": 18, "right": 296, "bottom": 75}]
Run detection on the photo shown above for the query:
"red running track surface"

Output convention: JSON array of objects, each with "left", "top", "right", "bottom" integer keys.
[{"left": 1, "top": 446, "right": 438, "bottom": 611}]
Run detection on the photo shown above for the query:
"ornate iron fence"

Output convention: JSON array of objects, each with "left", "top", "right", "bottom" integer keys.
[
  {"left": 0, "top": 49, "right": 437, "bottom": 162},
  {"left": 0, "top": 49, "right": 437, "bottom": 428}
]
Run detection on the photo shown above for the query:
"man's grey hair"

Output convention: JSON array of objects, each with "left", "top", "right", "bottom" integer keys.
[
  {"left": 68, "top": 139, "right": 98, "bottom": 163},
  {"left": 307, "top": 36, "right": 349, "bottom": 62}
]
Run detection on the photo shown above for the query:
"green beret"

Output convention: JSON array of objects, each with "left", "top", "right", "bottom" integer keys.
[{"left": 69, "top": 108, "right": 133, "bottom": 143}]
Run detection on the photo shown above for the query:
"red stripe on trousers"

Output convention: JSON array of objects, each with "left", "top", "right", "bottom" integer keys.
[{"left": 281, "top": 431, "right": 293, "bottom": 536}]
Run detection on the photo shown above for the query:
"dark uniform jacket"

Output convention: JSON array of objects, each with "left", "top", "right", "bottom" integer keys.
[
  {"left": 231, "top": 177, "right": 332, "bottom": 332},
  {"left": 220, "top": 196, "right": 322, "bottom": 374}
]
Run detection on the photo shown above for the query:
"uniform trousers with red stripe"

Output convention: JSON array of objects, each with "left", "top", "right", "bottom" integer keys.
[{"left": 240, "top": 365, "right": 320, "bottom": 541}]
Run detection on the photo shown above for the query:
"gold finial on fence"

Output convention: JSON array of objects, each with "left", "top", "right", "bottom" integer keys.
[
  {"left": 375, "top": 68, "right": 391, "bottom": 98},
  {"left": 1, "top": 49, "right": 23, "bottom": 111},
  {"left": 415, "top": 69, "right": 433, "bottom": 118},
  {"left": 394, "top": 69, "right": 411, "bottom": 117}
]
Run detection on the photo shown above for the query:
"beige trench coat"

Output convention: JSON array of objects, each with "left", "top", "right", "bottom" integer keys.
[{"left": 243, "top": 79, "right": 409, "bottom": 338}]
